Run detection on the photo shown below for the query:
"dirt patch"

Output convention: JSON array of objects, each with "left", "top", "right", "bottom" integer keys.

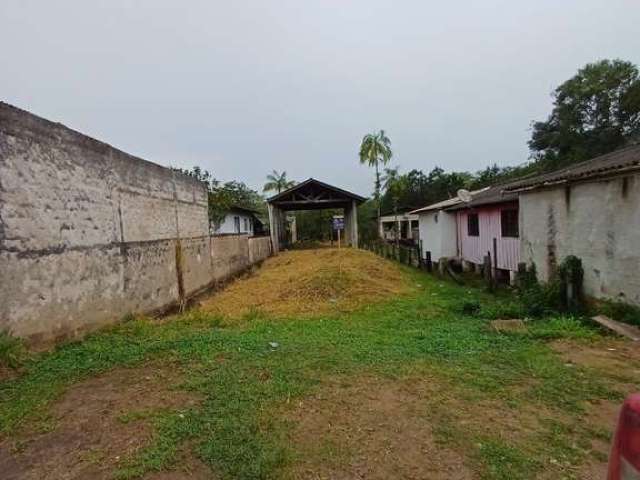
[
  {"left": 551, "top": 338, "right": 640, "bottom": 389},
  {"left": 550, "top": 339, "right": 640, "bottom": 479},
  {"left": 281, "top": 375, "right": 474, "bottom": 480},
  {"left": 201, "top": 248, "right": 411, "bottom": 319},
  {"left": 0, "top": 363, "right": 203, "bottom": 480}
]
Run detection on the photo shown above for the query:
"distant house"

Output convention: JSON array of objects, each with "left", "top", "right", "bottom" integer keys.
[
  {"left": 212, "top": 206, "right": 264, "bottom": 236},
  {"left": 503, "top": 145, "right": 640, "bottom": 305},
  {"left": 409, "top": 188, "right": 487, "bottom": 263},
  {"left": 378, "top": 210, "right": 419, "bottom": 244},
  {"left": 446, "top": 187, "right": 520, "bottom": 280}
]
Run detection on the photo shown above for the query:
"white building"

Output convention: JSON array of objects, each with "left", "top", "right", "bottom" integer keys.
[
  {"left": 212, "top": 206, "right": 261, "bottom": 236},
  {"left": 378, "top": 211, "right": 419, "bottom": 243},
  {"left": 409, "top": 188, "right": 488, "bottom": 263},
  {"left": 503, "top": 145, "right": 640, "bottom": 306}
]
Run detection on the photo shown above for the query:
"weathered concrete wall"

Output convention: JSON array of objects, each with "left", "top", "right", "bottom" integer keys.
[
  {"left": 210, "top": 234, "right": 250, "bottom": 282},
  {"left": 0, "top": 103, "right": 271, "bottom": 341},
  {"left": 248, "top": 236, "right": 272, "bottom": 264},
  {"left": 519, "top": 174, "right": 640, "bottom": 305}
]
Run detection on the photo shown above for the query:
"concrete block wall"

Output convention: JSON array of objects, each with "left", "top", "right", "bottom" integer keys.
[
  {"left": 0, "top": 103, "right": 271, "bottom": 341},
  {"left": 210, "top": 234, "right": 251, "bottom": 282},
  {"left": 248, "top": 236, "right": 272, "bottom": 264},
  {"left": 519, "top": 174, "right": 640, "bottom": 306}
]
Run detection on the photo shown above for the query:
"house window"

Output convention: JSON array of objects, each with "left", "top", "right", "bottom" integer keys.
[
  {"left": 501, "top": 209, "right": 519, "bottom": 238},
  {"left": 243, "top": 218, "right": 248, "bottom": 232},
  {"left": 234, "top": 216, "right": 240, "bottom": 233},
  {"left": 467, "top": 213, "right": 479, "bottom": 237}
]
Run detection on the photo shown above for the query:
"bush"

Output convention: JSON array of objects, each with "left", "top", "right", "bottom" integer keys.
[
  {"left": 557, "top": 255, "right": 584, "bottom": 312},
  {"left": 515, "top": 258, "right": 584, "bottom": 318},
  {"left": 0, "top": 331, "right": 26, "bottom": 370},
  {"left": 461, "top": 299, "right": 481, "bottom": 316}
]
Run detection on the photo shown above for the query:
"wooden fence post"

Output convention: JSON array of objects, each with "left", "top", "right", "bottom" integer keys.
[
  {"left": 426, "top": 251, "right": 432, "bottom": 272},
  {"left": 484, "top": 253, "right": 493, "bottom": 291}
]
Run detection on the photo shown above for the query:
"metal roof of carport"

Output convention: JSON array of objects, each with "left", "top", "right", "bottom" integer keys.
[{"left": 267, "top": 178, "right": 367, "bottom": 211}]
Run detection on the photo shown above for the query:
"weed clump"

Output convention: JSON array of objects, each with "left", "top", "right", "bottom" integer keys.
[{"left": 0, "top": 331, "right": 26, "bottom": 370}]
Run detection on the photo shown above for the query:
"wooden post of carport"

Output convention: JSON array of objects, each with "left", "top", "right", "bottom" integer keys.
[
  {"left": 268, "top": 203, "right": 280, "bottom": 254},
  {"left": 343, "top": 200, "right": 359, "bottom": 248},
  {"left": 350, "top": 199, "right": 358, "bottom": 248}
]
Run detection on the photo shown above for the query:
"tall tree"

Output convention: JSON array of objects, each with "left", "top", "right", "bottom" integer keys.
[
  {"left": 358, "top": 130, "right": 393, "bottom": 224},
  {"left": 529, "top": 59, "right": 640, "bottom": 168},
  {"left": 175, "top": 166, "right": 264, "bottom": 228},
  {"left": 263, "top": 170, "right": 295, "bottom": 194}
]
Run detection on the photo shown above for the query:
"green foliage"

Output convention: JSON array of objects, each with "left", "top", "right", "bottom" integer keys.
[
  {"left": 529, "top": 59, "right": 640, "bottom": 168},
  {"left": 367, "top": 60, "right": 640, "bottom": 216},
  {"left": 596, "top": 300, "right": 640, "bottom": 327},
  {"left": 461, "top": 299, "right": 481, "bottom": 316},
  {"left": 294, "top": 209, "right": 340, "bottom": 242},
  {"left": 480, "top": 301, "right": 525, "bottom": 320},
  {"left": 357, "top": 200, "right": 378, "bottom": 244},
  {"left": 379, "top": 166, "right": 472, "bottom": 214},
  {"left": 263, "top": 170, "right": 295, "bottom": 195},
  {"left": 0, "top": 332, "right": 26, "bottom": 370},
  {"left": 557, "top": 256, "right": 584, "bottom": 312},
  {"left": 527, "top": 317, "right": 597, "bottom": 341},
  {"left": 174, "top": 167, "right": 265, "bottom": 227},
  {"left": 359, "top": 130, "right": 392, "bottom": 210},
  {"left": 515, "top": 263, "right": 567, "bottom": 318}
]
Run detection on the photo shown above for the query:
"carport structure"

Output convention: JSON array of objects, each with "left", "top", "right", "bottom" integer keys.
[{"left": 267, "top": 178, "right": 367, "bottom": 253}]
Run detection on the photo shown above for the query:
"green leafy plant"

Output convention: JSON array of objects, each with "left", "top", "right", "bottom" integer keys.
[{"left": 0, "top": 331, "right": 26, "bottom": 370}]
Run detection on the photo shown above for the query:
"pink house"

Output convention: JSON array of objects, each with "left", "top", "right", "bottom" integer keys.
[{"left": 446, "top": 188, "right": 520, "bottom": 278}]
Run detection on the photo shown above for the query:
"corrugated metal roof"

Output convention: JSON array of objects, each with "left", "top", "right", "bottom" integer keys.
[
  {"left": 502, "top": 144, "right": 640, "bottom": 192},
  {"left": 445, "top": 186, "right": 518, "bottom": 211},
  {"left": 408, "top": 187, "right": 490, "bottom": 214}
]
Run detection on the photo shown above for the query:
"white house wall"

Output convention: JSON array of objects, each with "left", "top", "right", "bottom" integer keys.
[
  {"left": 214, "top": 212, "right": 254, "bottom": 235},
  {"left": 418, "top": 210, "right": 457, "bottom": 261},
  {"left": 519, "top": 174, "right": 640, "bottom": 305}
]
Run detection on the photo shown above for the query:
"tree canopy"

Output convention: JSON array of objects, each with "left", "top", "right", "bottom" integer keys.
[
  {"left": 529, "top": 59, "right": 640, "bottom": 168},
  {"left": 359, "top": 130, "right": 393, "bottom": 207},
  {"left": 263, "top": 170, "right": 296, "bottom": 194},
  {"left": 174, "top": 167, "right": 264, "bottom": 227}
]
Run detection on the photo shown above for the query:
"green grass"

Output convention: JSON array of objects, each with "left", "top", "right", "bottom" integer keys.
[{"left": 0, "top": 267, "right": 625, "bottom": 479}]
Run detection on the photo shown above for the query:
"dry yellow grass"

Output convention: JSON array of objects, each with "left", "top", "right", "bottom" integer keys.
[{"left": 201, "top": 247, "right": 411, "bottom": 319}]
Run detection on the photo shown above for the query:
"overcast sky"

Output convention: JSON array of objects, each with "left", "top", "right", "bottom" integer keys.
[{"left": 2, "top": 1, "right": 639, "bottom": 196}]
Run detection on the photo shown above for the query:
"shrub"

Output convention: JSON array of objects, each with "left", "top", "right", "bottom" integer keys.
[
  {"left": 515, "top": 258, "right": 584, "bottom": 318},
  {"left": 461, "top": 299, "right": 481, "bottom": 316},
  {"left": 0, "top": 331, "right": 26, "bottom": 370},
  {"left": 557, "top": 255, "right": 584, "bottom": 313}
]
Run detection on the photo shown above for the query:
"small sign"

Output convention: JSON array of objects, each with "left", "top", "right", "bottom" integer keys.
[{"left": 332, "top": 217, "right": 344, "bottom": 231}]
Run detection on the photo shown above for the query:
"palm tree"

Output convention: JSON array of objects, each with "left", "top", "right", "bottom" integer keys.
[
  {"left": 359, "top": 130, "right": 393, "bottom": 228},
  {"left": 263, "top": 170, "right": 295, "bottom": 194},
  {"left": 381, "top": 166, "right": 400, "bottom": 193}
]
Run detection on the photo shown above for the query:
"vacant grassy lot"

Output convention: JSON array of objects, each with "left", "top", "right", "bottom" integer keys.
[{"left": 1, "top": 248, "right": 638, "bottom": 479}]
